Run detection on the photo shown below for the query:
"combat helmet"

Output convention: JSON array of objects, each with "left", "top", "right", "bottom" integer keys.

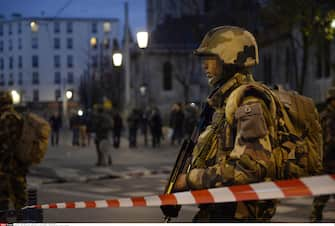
[
  {"left": 194, "top": 26, "right": 259, "bottom": 67},
  {"left": 0, "top": 90, "right": 13, "bottom": 106}
]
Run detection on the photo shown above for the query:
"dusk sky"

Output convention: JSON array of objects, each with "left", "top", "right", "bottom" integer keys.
[{"left": 0, "top": 0, "right": 147, "bottom": 38}]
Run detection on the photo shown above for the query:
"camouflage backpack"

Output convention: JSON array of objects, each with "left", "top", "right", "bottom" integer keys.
[
  {"left": 15, "top": 113, "right": 51, "bottom": 165},
  {"left": 226, "top": 82, "right": 323, "bottom": 179}
]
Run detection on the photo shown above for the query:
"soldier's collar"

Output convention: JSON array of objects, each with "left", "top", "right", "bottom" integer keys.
[{"left": 207, "top": 73, "right": 253, "bottom": 108}]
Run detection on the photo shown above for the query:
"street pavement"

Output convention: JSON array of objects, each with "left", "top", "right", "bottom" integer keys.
[{"left": 26, "top": 129, "right": 335, "bottom": 223}]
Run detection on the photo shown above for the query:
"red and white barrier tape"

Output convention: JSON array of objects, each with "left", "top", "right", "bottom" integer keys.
[{"left": 25, "top": 174, "right": 335, "bottom": 210}]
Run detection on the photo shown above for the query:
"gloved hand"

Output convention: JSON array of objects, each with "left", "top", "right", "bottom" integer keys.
[{"left": 160, "top": 204, "right": 181, "bottom": 218}]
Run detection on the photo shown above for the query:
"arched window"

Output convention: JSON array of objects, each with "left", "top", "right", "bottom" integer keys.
[{"left": 163, "top": 62, "right": 172, "bottom": 91}]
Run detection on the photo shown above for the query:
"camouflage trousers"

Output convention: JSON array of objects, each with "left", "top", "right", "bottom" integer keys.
[
  {"left": 0, "top": 172, "right": 27, "bottom": 221},
  {"left": 311, "top": 195, "right": 335, "bottom": 222},
  {"left": 192, "top": 200, "right": 276, "bottom": 223}
]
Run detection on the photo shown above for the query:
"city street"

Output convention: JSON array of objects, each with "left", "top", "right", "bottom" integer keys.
[{"left": 25, "top": 130, "right": 335, "bottom": 223}]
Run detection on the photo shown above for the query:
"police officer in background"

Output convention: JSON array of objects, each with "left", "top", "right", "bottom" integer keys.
[
  {"left": 0, "top": 91, "right": 24, "bottom": 222},
  {"left": 162, "top": 26, "right": 278, "bottom": 222},
  {"left": 310, "top": 87, "right": 335, "bottom": 222}
]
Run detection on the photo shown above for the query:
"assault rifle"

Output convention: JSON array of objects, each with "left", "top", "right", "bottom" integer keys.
[{"left": 161, "top": 102, "right": 214, "bottom": 222}]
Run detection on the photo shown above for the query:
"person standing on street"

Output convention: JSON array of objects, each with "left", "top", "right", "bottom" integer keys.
[
  {"left": 93, "top": 107, "right": 113, "bottom": 166},
  {"left": 127, "top": 109, "right": 140, "bottom": 148},
  {"left": 161, "top": 26, "right": 278, "bottom": 222},
  {"left": 112, "top": 111, "right": 123, "bottom": 148},
  {"left": 0, "top": 91, "right": 24, "bottom": 222},
  {"left": 149, "top": 107, "right": 163, "bottom": 148},
  {"left": 49, "top": 112, "right": 62, "bottom": 146},
  {"left": 310, "top": 87, "right": 335, "bottom": 222},
  {"left": 169, "top": 103, "right": 184, "bottom": 145}
]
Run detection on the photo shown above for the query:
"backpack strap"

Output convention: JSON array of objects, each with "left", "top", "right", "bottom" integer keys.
[{"left": 225, "top": 82, "right": 278, "bottom": 125}]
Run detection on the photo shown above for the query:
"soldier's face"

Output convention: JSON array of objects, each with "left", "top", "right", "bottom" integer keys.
[{"left": 201, "top": 56, "right": 223, "bottom": 86}]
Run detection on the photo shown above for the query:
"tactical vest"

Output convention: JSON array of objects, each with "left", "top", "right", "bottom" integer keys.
[{"left": 191, "top": 79, "right": 323, "bottom": 180}]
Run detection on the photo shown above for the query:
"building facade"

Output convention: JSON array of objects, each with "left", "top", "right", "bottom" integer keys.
[{"left": 0, "top": 16, "right": 119, "bottom": 113}]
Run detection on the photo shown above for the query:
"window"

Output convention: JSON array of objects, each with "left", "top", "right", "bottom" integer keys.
[
  {"left": 9, "top": 39, "right": 12, "bottom": 51},
  {"left": 92, "top": 55, "right": 98, "bottom": 68},
  {"left": 103, "top": 55, "right": 110, "bottom": 67},
  {"left": 8, "top": 73, "right": 13, "bottom": 86},
  {"left": 67, "top": 72, "right": 74, "bottom": 84},
  {"left": 32, "top": 55, "right": 38, "bottom": 68},
  {"left": 54, "top": 72, "right": 61, "bottom": 84},
  {"left": 55, "top": 89, "right": 61, "bottom": 100},
  {"left": 32, "top": 72, "right": 39, "bottom": 84},
  {"left": 8, "top": 23, "right": 12, "bottom": 35},
  {"left": 54, "top": 22, "right": 60, "bottom": 33},
  {"left": 18, "top": 22, "right": 22, "bottom": 34},
  {"left": 18, "top": 72, "right": 23, "bottom": 85},
  {"left": 103, "top": 38, "right": 110, "bottom": 49},
  {"left": 0, "top": 24, "right": 3, "bottom": 36},
  {"left": 0, "top": 73, "right": 4, "bottom": 86},
  {"left": 163, "top": 62, "right": 173, "bottom": 91},
  {"left": 18, "top": 56, "right": 22, "bottom": 68},
  {"left": 30, "top": 21, "right": 39, "bottom": 32},
  {"left": 54, "top": 55, "right": 60, "bottom": 68},
  {"left": 67, "top": 38, "right": 73, "bottom": 49},
  {"left": 66, "top": 22, "right": 73, "bottom": 33},
  {"left": 9, "top": 57, "right": 13, "bottom": 69},
  {"left": 0, "top": 58, "right": 3, "bottom": 70},
  {"left": 92, "top": 22, "right": 97, "bottom": 33},
  {"left": 0, "top": 40, "right": 3, "bottom": 52},
  {"left": 54, "top": 38, "right": 60, "bottom": 49},
  {"left": 67, "top": 55, "right": 73, "bottom": 68},
  {"left": 33, "top": 89, "right": 39, "bottom": 102},
  {"left": 32, "top": 37, "right": 38, "bottom": 49},
  {"left": 90, "top": 37, "right": 97, "bottom": 49},
  {"left": 103, "top": 22, "right": 111, "bottom": 33},
  {"left": 18, "top": 38, "right": 22, "bottom": 50}
]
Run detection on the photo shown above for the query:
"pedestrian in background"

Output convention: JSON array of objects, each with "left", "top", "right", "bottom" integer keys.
[
  {"left": 93, "top": 107, "right": 113, "bottom": 166},
  {"left": 169, "top": 103, "right": 184, "bottom": 145},
  {"left": 183, "top": 103, "right": 199, "bottom": 139},
  {"left": 112, "top": 111, "right": 123, "bottom": 148},
  {"left": 49, "top": 111, "right": 62, "bottom": 146},
  {"left": 78, "top": 113, "right": 87, "bottom": 147},
  {"left": 127, "top": 109, "right": 140, "bottom": 148},
  {"left": 69, "top": 113, "right": 80, "bottom": 146},
  {"left": 140, "top": 108, "right": 150, "bottom": 146},
  {"left": 149, "top": 107, "right": 163, "bottom": 148},
  {"left": 0, "top": 91, "right": 24, "bottom": 222}
]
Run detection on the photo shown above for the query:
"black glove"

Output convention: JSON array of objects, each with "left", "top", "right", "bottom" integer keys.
[{"left": 160, "top": 204, "right": 181, "bottom": 218}]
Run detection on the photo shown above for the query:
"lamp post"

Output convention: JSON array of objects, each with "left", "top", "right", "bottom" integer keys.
[
  {"left": 136, "top": 31, "right": 149, "bottom": 107},
  {"left": 63, "top": 89, "right": 73, "bottom": 128}
]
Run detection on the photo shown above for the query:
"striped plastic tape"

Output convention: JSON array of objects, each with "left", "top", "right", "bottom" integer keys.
[{"left": 26, "top": 174, "right": 335, "bottom": 210}]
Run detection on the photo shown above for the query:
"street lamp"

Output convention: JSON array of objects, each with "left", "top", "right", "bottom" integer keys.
[
  {"left": 136, "top": 31, "right": 149, "bottom": 49},
  {"left": 136, "top": 31, "right": 149, "bottom": 107},
  {"left": 112, "top": 53, "right": 123, "bottom": 67},
  {"left": 66, "top": 90, "right": 73, "bottom": 100},
  {"left": 11, "top": 90, "right": 20, "bottom": 104},
  {"left": 331, "top": 19, "right": 335, "bottom": 29},
  {"left": 77, "top": 109, "right": 84, "bottom": 116}
]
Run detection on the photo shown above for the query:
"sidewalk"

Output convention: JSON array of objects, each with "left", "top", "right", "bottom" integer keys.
[{"left": 28, "top": 129, "right": 180, "bottom": 185}]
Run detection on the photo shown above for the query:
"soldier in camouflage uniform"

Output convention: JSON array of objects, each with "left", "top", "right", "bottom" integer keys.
[
  {"left": 168, "top": 26, "right": 278, "bottom": 222},
  {"left": 310, "top": 87, "right": 335, "bottom": 222},
  {"left": 0, "top": 91, "right": 25, "bottom": 222}
]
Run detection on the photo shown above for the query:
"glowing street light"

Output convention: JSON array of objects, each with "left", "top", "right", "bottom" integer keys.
[
  {"left": 77, "top": 109, "right": 84, "bottom": 116},
  {"left": 136, "top": 31, "right": 149, "bottom": 49},
  {"left": 66, "top": 90, "right": 73, "bottom": 99},
  {"left": 11, "top": 90, "right": 20, "bottom": 104},
  {"left": 331, "top": 19, "right": 335, "bottom": 29},
  {"left": 112, "top": 53, "right": 123, "bottom": 67}
]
